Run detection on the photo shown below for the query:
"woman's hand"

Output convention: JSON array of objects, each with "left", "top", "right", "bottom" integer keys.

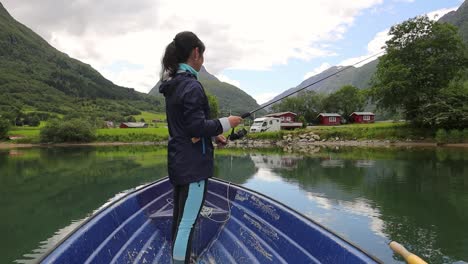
[
  {"left": 228, "top": 116, "right": 243, "bottom": 128},
  {"left": 215, "top": 135, "right": 227, "bottom": 148}
]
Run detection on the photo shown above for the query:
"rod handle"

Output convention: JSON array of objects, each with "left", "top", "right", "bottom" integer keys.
[
  {"left": 389, "top": 241, "right": 427, "bottom": 264},
  {"left": 241, "top": 112, "right": 251, "bottom": 119}
]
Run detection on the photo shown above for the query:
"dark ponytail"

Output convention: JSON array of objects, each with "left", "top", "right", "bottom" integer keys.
[{"left": 161, "top": 31, "right": 205, "bottom": 79}]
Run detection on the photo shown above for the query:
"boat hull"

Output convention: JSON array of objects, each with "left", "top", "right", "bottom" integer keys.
[{"left": 39, "top": 178, "right": 380, "bottom": 264}]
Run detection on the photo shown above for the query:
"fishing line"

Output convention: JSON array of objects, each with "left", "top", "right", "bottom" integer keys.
[
  {"left": 241, "top": 51, "right": 385, "bottom": 119},
  {"left": 228, "top": 51, "right": 385, "bottom": 140}
]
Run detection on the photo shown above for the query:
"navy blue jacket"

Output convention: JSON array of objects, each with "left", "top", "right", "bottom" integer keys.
[{"left": 159, "top": 72, "right": 223, "bottom": 186}]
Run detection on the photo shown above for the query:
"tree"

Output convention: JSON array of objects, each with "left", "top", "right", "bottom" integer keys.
[
  {"left": 272, "top": 91, "right": 325, "bottom": 123},
  {"left": 25, "top": 115, "right": 41, "bottom": 126},
  {"left": 323, "top": 85, "right": 366, "bottom": 120},
  {"left": 207, "top": 93, "right": 220, "bottom": 119},
  {"left": 419, "top": 72, "right": 468, "bottom": 129},
  {"left": 40, "top": 119, "right": 96, "bottom": 143},
  {"left": 0, "top": 119, "right": 10, "bottom": 139},
  {"left": 126, "top": 116, "right": 136, "bottom": 122},
  {"left": 372, "top": 16, "right": 468, "bottom": 126}
]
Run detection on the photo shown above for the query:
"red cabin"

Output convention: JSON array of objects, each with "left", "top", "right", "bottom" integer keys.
[
  {"left": 349, "top": 112, "right": 375, "bottom": 124},
  {"left": 317, "top": 113, "right": 342, "bottom": 126}
]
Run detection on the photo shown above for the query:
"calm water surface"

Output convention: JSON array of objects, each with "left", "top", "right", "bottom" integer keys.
[{"left": 0, "top": 146, "right": 467, "bottom": 263}]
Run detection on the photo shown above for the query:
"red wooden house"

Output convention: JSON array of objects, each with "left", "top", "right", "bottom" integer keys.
[
  {"left": 349, "top": 112, "right": 375, "bottom": 123},
  {"left": 317, "top": 113, "right": 342, "bottom": 126}
]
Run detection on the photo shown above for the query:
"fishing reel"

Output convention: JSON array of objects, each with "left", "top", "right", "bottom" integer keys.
[
  {"left": 228, "top": 128, "right": 248, "bottom": 141},
  {"left": 227, "top": 112, "right": 251, "bottom": 141}
]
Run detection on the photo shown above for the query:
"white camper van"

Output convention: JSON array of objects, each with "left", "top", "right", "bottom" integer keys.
[{"left": 249, "top": 117, "right": 281, "bottom": 133}]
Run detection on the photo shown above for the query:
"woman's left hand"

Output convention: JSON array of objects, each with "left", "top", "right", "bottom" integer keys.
[{"left": 215, "top": 135, "right": 227, "bottom": 148}]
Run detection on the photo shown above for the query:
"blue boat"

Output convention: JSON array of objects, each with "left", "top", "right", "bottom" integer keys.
[{"left": 39, "top": 178, "right": 382, "bottom": 263}]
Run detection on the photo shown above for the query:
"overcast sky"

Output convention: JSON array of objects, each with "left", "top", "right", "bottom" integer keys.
[{"left": 2, "top": 0, "right": 463, "bottom": 103}]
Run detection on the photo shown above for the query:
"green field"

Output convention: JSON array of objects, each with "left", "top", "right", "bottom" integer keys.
[
  {"left": 246, "top": 121, "right": 440, "bottom": 141},
  {"left": 96, "top": 127, "right": 169, "bottom": 142},
  {"left": 134, "top": 112, "right": 166, "bottom": 123},
  {"left": 6, "top": 121, "right": 464, "bottom": 144},
  {"left": 7, "top": 125, "right": 170, "bottom": 143},
  {"left": 8, "top": 127, "right": 40, "bottom": 137},
  {"left": 309, "top": 121, "right": 406, "bottom": 130}
]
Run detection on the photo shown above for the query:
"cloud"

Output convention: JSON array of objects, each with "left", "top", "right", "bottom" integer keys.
[
  {"left": 2, "top": 0, "right": 384, "bottom": 93},
  {"left": 215, "top": 74, "right": 241, "bottom": 88},
  {"left": 307, "top": 193, "right": 333, "bottom": 210},
  {"left": 339, "top": 198, "right": 386, "bottom": 238},
  {"left": 338, "top": 5, "right": 459, "bottom": 68},
  {"left": 426, "top": 7, "right": 458, "bottom": 20},
  {"left": 255, "top": 92, "right": 280, "bottom": 105},
  {"left": 304, "top": 63, "right": 332, "bottom": 80},
  {"left": 339, "top": 29, "right": 389, "bottom": 67},
  {"left": 253, "top": 168, "right": 283, "bottom": 182}
]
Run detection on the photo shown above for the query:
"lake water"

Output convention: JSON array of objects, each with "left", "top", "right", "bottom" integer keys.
[{"left": 0, "top": 146, "right": 467, "bottom": 263}]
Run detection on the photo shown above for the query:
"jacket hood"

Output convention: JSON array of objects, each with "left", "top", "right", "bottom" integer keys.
[
  {"left": 159, "top": 77, "right": 177, "bottom": 96},
  {"left": 159, "top": 72, "right": 196, "bottom": 96}
]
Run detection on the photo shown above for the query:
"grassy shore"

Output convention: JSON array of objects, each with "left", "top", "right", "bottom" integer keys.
[
  {"left": 5, "top": 121, "right": 467, "bottom": 144},
  {"left": 134, "top": 111, "right": 166, "bottom": 123},
  {"left": 96, "top": 127, "right": 169, "bottom": 142},
  {"left": 247, "top": 122, "right": 466, "bottom": 143}
]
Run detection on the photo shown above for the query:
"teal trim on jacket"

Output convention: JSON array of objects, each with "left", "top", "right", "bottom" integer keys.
[{"left": 178, "top": 63, "right": 199, "bottom": 79}]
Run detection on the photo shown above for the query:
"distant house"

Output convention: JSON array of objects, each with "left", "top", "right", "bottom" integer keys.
[
  {"left": 104, "top": 121, "right": 114, "bottom": 128},
  {"left": 350, "top": 112, "right": 375, "bottom": 123},
  {"left": 317, "top": 113, "right": 342, "bottom": 126},
  {"left": 265, "top": 112, "right": 297, "bottom": 122},
  {"left": 119, "top": 122, "right": 148, "bottom": 128},
  {"left": 265, "top": 112, "right": 302, "bottom": 129}
]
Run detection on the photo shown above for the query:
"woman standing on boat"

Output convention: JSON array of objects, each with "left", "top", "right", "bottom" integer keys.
[{"left": 159, "top": 31, "right": 242, "bottom": 264}]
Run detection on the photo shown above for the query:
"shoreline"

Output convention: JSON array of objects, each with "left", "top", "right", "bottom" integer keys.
[
  {"left": 0, "top": 140, "right": 467, "bottom": 149},
  {"left": 225, "top": 139, "right": 468, "bottom": 149},
  {"left": 0, "top": 141, "right": 166, "bottom": 149}
]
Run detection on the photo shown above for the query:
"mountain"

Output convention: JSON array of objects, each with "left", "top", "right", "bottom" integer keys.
[
  {"left": 264, "top": 2, "right": 468, "bottom": 108},
  {"left": 264, "top": 60, "right": 378, "bottom": 107},
  {"left": 0, "top": 3, "right": 162, "bottom": 118},
  {"left": 149, "top": 66, "right": 262, "bottom": 116},
  {"left": 439, "top": 1, "right": 468, "bottom": 43}
]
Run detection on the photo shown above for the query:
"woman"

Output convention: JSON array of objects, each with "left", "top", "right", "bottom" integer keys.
[{"left": 159, "top": 31, "right": 242, "bottom": 264}]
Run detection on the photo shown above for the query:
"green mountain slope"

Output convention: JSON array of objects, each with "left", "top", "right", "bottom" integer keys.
[
  {"left": 0, "top": 3, "right": 162, "bottom": 118},
  {"left": 149, "top": 66, "right": 261, "bottom": 116},
  {"left": 264, "top": 60, "right": 378, "bottom": 107},
  {"left": 439, "top": 1, "right": 468, "bottom": 43}
]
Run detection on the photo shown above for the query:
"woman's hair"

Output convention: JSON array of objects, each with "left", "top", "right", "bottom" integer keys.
[{"left": 161, "top": 31, "right": 205, "bottom": 78}]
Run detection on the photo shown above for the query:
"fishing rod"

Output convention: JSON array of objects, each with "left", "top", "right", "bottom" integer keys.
[
  {"left": 228, "top": 51, "right": 385, "bottom": 140},
  {"left": 244, "top": 51, "right": 384, "bottom": 118}
]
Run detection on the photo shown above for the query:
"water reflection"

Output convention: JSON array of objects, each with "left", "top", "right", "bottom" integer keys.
[
  {"left": 0, "top": 146, "right": 168, "bottom": 264},
  {"left": 219, "top": 148, "right": 468, "bottom": 264},
  {"left": 355, "top": 160, "right": 376, "bottom": 168},
  {"left": 250, "top": 154, "right": 302, "bottom": 169},
  {"left": 1, "top": 146, "right": 467, "bottom": 264},
  {"left": 15, "top": 184, "right": 149, "bottom": 264}
]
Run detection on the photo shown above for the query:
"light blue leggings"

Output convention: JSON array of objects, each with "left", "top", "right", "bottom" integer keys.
[{"left": 172, "top": 180, "right": 206, "bottom": 263}]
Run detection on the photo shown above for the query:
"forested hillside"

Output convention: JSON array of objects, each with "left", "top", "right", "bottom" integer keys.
[{"left": 0, "top": 2, "right": 163, "bottom": 122}]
